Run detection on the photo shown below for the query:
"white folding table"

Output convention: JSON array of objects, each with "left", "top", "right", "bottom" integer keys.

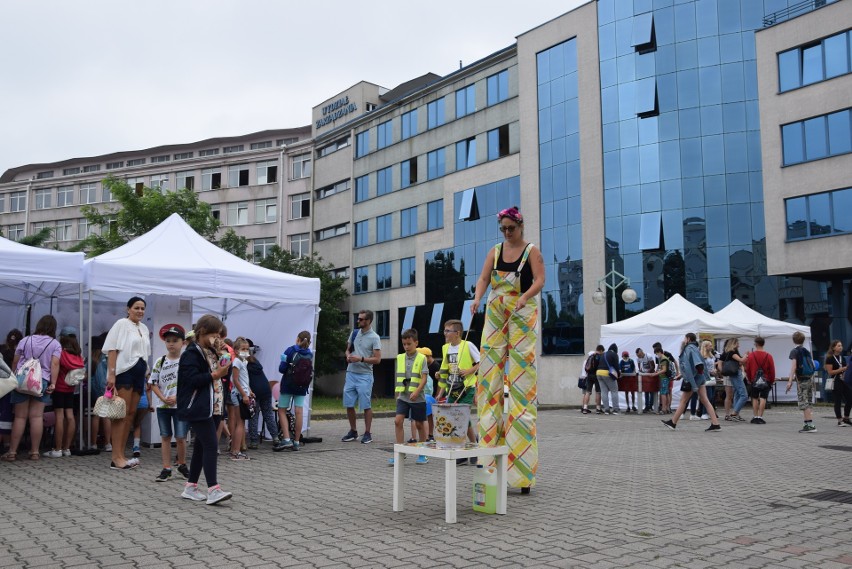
[{"left": 392, "top": 442, "right": 508, "bottom": 523}]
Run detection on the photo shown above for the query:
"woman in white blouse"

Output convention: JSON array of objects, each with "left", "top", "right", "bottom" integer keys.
[{"left": 103, "top": 296, "right": 151, "bottom": 470}]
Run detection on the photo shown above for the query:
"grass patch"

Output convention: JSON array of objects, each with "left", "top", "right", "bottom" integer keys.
[{"left": 311, "top": 395, "right": 397, "bottom": 414}]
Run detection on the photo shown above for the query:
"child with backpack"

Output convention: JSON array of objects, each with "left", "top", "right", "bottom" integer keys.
[
  {"left": 148, "top": 325, "right": 190, "bottom": 481},
  {"left": 786, "top": 331, "right": 818, "bottom": 432},
  {"left": 44, "top": 331, "right": 85, "bottom": 458},
  {"left": 275, "top": 331, "right": 313, "bottom": 451},
  {"left": 580, "top": 347, "right": 603, "bottom": 414},
  {"left": 228, "top": 338, "right": 253, "bottom": 460}
]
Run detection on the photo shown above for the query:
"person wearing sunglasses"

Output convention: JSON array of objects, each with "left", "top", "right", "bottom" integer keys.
[
  {"left": 341, "top": 310, "right": 382, "bottom": 444},
  {"left": 471, "top": 206, "right": 545, "bottom": 494}
]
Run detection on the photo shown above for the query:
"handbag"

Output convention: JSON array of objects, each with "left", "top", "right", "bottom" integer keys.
[
  {"left": 0, "top": 359, "right": 15, "bottom": 398},
  {"left": 93, "top": 388, "right": 126, "bottom": 420},
  {"left": 722, "top": 357, "right": 739, "bottom": 377},
  {"left": 65, "top": 368, "right": 86, "bottom": 387}
]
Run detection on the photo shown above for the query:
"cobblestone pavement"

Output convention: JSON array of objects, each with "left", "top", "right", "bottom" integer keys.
[{"left": 1, "top": 406, "right": 851, "bottom": 568}]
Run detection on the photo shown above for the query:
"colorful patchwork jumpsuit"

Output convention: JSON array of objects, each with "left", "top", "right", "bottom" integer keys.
[{"left": 477, "top": 243, "right": 538, "bottom": 489}]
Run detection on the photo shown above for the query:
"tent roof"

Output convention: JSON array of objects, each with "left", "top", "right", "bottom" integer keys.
[
  {"left": 85, "top": 213, "right": 320, "bottom": 305},
  {"left": 714, "top": 299, "right": 811, "bottom": 339},
  {"left": 0, "top": 235, "right": 85, "bottom": 284},
  {"left": 600, "top": 293, "right": 752, "bottom": 337}
]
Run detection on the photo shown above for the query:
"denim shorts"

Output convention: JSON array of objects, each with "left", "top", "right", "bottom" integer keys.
[
  {"left": 11, "top": 379, "right": 52, "bottom": 405},
  {"left": 115, "top": 358, "right": 147, "bottom": 394},
  {"left": 279, "top": 393, "right": 306, "bottom": 409},
  {"left": 343, "top": 371, "right": 373, "bottom": 410},
  {"left": 660, "top": 377, "right": 671, "bottom": 395},
  {"left": 157, "top": 408, "right": 188, "bottom": 439}
]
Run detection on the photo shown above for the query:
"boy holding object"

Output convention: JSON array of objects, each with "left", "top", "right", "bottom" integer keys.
[
  {"left": 149, "top": 325, "right": 189, "bottom": 482},
  {"left": 389, "top": 329, "right": 429, "bottom": 466}
]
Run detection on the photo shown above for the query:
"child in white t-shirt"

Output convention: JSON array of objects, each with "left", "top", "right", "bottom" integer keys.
[
  {"left": 228, "top": 338, "right": 252, "bottom": 460},
  {"left": 149, "top": 325, "right": 188, "bottom": 482}
]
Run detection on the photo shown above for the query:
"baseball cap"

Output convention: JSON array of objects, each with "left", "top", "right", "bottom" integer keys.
[
  {"left": 416, "top": 347, "right": 432, "bottom": 357},
  {"left": 622, "top": 351, "right": 629, "bottom": 357},
  {"left": 60, "top": 326, "right": 77, "bottom": 337},
  {"left": 159, "top": 323, "right": 186, "bottom": 341}
]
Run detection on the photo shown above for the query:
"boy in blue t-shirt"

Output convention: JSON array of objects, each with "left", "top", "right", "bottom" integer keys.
[{"left": 619, "top": 351, "right": 637, "bottom": 413}]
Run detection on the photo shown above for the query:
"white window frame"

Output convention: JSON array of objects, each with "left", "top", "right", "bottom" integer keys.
[
  {"left": 291, "top": 154, "right": 312, "bottom": 179},
  {"left": 226, "top": 201, "right": 249, "bottom": 226},
  {"left": 56, "top": 186, "right": 74, "bottom": 207},
  {"left": 290, "top": 193, "right": 310, "bottom": 220},
  {"left": 34, "top": 188, "right": 52, "bottom": 210},
  {"left": 10, "top": 191, "right": 27, "bottom": 212},
  {"left": 255, "top": 199, "right": 277, "bottom": 224},
  {"left": 289, "top": 233, "right": 310, "bottom": 258}
]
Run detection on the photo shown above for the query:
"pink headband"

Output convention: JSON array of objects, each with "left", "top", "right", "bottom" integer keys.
[{"left": 498, "top": 207, "right": 523, "bottom": 224}]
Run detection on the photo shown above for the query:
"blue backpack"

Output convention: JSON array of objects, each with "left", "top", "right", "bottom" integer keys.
[{"left": 797, "top": 346, "right": 815, "bottom": 377}]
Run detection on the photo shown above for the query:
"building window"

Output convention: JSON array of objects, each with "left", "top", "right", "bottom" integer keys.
[
  {"left": 176, "top": 171, "right": 195, "bottom": 191},
  {"left": 151, "top": 155, "right": 170, "bottom": 163},
  {"left": 289, "top": 233, "right": 309, "bottom": 258},
  {"left": 126, "top": 177, "right": 145, "bottom": 192},
  {"left": 316, "top": 223, "right": 349, "bottom": 241},
  {"left": 487, "top": 69, "right": 509, "bottom": 106},
  {"left": 199, "top": 148, "right": 219, "bottom": 157},
  {"left": 83, "top": 164, "right": 101, "bottom": 173},
  {"left": 427, "top": 98, "right": 445, "bottom": 129},
  {"left": 79, "top": 183, "right": 97, "bottom": 204},
  {"left": 56, "top": 186, "right": 74, "bottom": 207},
  {"left": 31, "top": 221, "right": 52, "bottom": 238},
  {"left": 782, "top": 109, "right": 852, "bottom": 165},
  {"left": 355, "top": 131, "right": 370, "bottom": 158},
  {"left": 9, "top": 191, "right": 25, "bottom": 212},
  {"left": 34, "top": 188, "right": 52, "bottom": 210},
  {"left": 779, "top": 30, "right": 852, "bottom": 92},
  {"left": 127, "top": 158, "right": 145, "bottom": 167},
  {"left": 355, "top": 175, "right": 370, "bottom": 202},
  {"left": 36, "top": 171, "right": 54, "bottom": 179},
  {"left": 102, "top": 186, "right": 113, "bottom": 203},
  {"left": 290, "top": 193, "right": 309, "bottom": 220},
  {"left": 487, "top": 125, "right": 510, "bottom": 161},
  {"left": 330, "top": 267, "right": 348, "bottom": 279},
  {"left": 376, "top": 262, "right": 392, "bottom": 290},
  {"left": 401, "top": 109, "right": 418, "bottom": 140},
  {"left": 202, "top": 168, "right": 222, "bottom": 190},
  {"left": 375, "top": 310, "right": 390, "bottom": 338},
  {"left": 456, "top": 137, "right": 476, "bottom": 170},
  {"left": 376, "top": 214, "right": 393, "bottom": 243},
  {"left": 251, "top": 141, "right": 272, "bottom": 150},
  {"left": 427, "top": 199, "right": 443, "bottom": 230},
  {"left": 400, "top": 256, "right": 415, "bottom": 286},
  {"left": 458, "top": 188, "right": 479, "bottom": 221},
  {"left": 318, "top": 136, "right": 350, "bottom": 157},
  {"left": 354, "top": 266, "right": 369, "bottom": 293},
  {"left": 427, "top": 148, "right": 446, "bottom": 180},
  {"left": 291, "top": 154, "right": 312, "bottom": 179},
  {"left": 256, "top": 160, "right": 278, "bottom": 184},
  {"left": 277, "top": 137, "right": 298, "bottom": 146},
  {"left": 317, "top": 179, "right": 350, "bottom": 199},
  {"left": 256, "top": 198, "right": 277, "bottom": 223},
  {"left": 78, "top": 218, "right": 95, "bottom": 239},
  {"left": 355, "top": 220, "right": 369, "bottom": 247},
  {"left": 631, "top": 11, "right": 656, "bottom": 53},
  {"left": 252, "top": 238, "right": 276, "bottom": 262},
  {"left": 0, "top": 194, "right": 4, "bottom": 213},
  {"left": 223, "top": 145, "right": 244, "bottom": 154},
  {"left": 400, "top": 206, "right": 418, "bottom": 237},
  {"left": 7, "top": 224, "right": 24, "bottom": 240},
  {"left": 456, "top": 85, "right": 475, "bottom": 118},
  {"left": 400, "top": 158, "right": 418, "bottom": 189},
  {"left": 150, "top": 174, "right": 169, "bottom": 191},
  {"left": 63, "top": 167, "right": 80, "bottom": 176},
  {"left": 377, "top": 120, "right": 393, "bottom": 149},
  {"left": 106, "top": 161, "right": 123, "bottom": 170},
  {"left": 227, "top": 201, "right": 248, "bottom": 226},
  {"left": 55, "top": 220, "right": 73, "bottom": 242},
  {"left": 229, "top": 164, "right": 250, "bottom": 187},
  {"left": 785, "top": 187, "right": 852, "bottom": 240},
  {"left": 377, "top": 166, "right": 393, "bottom": 196},
  {"left": 174, "top": 152, "right": 193, "bottom": 161},
  {"left": 635, "top": 78, "right": 658, "bottom": 118}
]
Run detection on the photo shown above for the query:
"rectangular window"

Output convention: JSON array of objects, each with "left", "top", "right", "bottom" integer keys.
[
  {"left": 63, "top": 167, "right": 80, "bottom": 176},
  {"left": 636, "top": 78, "right": 659, "bottom": 117},
  {"left": 126, "top": 177, "right": 145, "bottom": 193},
  {"left": 289, "top": 233, "right": 310, "bottom": 258},
  {"left": 202, "top": 168, "right": 222, "bottom": 190},
  {"left": 226, "top": 201, "right": 248, "bottom": 226},
  {"left": 316, "top": 223, "right": 348, "bottom": 241},
  {"left": 290, "top": 193, "right": 309, "bottom": 220},
  {"left": 427, "top": 148, "right": 446, "bottom": 180},
  {"left": 355, "top": 131, "right": 370, "bottom": 158},
  {"left": 330, "top": 267, "right": 348, "bottom": 280},
  {"left": 291, "top": 154, "right": 312, "bottom": 179},
  {"left": 36, "top": 171, "right": 54, "bottom": 179},
  {"left": 400, "top": 256, "right": 415, "bottom": 286},
  {"left": 355, "top": 220, "right": 369, "bottom": 247},
  {"left": 277, "top": 137, "right": 298, "bottom": 146},
  {"left": 127, "top": 158, "right": 145, "bottom": 167},
  {"left": 83, "top": 165, "right": 101, "bottom": 173},
  {"left": 252, "top": 238, "right": 276, "bottom": 262},
  {"left": 354, "top": 266, "right": 368, "bottom": 293},
  {"left": 223, "top": 145, "right": 244, "bottom": 154},
  {"left": 176, "top": 171, "right": 195, "bottom": 191},
  {"left": 106, "top": 161, "right": 123, "bottom": 170},
  {"left": 80, "top": 183, "right": 98, "bottom": 204},
  {"left": 377, "top": 120, "right": 393, "bottom": 149},
  {"left": 639, "top": 212, "right": 662, "bottom": 250},
  {"left": 427, "top": 98, "right": 445, "bottom": 129},
  {"left": 318, "top": 136, "right": 350, "bottom": 157},
  {"left": 401, "top": 158, "right": 417, "bottom": 189},
  {"left": 229, "top": 164, "right": 250, "bottom": 187},
  {"left": 375, "top": 310, "right": 390, "bottom": 338},
  {"left": 173, "top": 152, "right": 193, "bottom": 161},
  {"left": 78, "top": 218, "right": 95, "bottom": 239},
  {"left": 456, "top": 85, "right": 475, "bottom": 118},
  {"left": 376, "top": 262, "right": 392, "bottom": 290},
  {"left": 355, "top": 175, "right": 370, "bottom": 202},
  {"left": 824, "top": 32, "right": 849, "bottom": 79},
  {"left": 34, "top": 188, "right": 52, "bottom": 210},
  {"left": 376, "top": 213, "right": 392, "bottom": 243},
  {"left": 458, "top": 188, "right": 479, "bottom": 221},
  {"left": 9, "top": 191, "right": 25, "bottom": 212},
  {"left": 401, "top": 109, "right": 418, "bottom": 140},
  {"left": 802, "top": 43, "right": 824, "bottom": 86},
  {"left": 255, "top": 198, "right": 277, "bottom": 223},
  {"left": 251, "top": 141, "right": 273, "bottom": 150},
  {"left": 828, "top": 109, "right": 852, "bottom": 155},
  {"left": 632, "top": 12, "right": 656, "bottom": 53},
  {"left": 317, "top": 179, "right": 350, "bottom": 199},
  {"left": 782, "top": 122, "right": 804, "bottom": 165},
  {"left": 486, "top": 69, "right": 509, "bottom": 106},
  {"left": 8, "top": 224, "right": 24, "bottom": 240},
  {"left": 804, "top": 115, "right": 828, "bottom": 161},
  {"left": 31, "top": 221, "right": 52, "bottom": 238},
  {"left": 150, "top": 174, "right": 169, "bottom": 191},
  {"left": 0, "top": 194, "right": 4, "bottom": 213},
  {"left": 427, "top": 199, "right": 443, "bottom": 230},
  {"left": 400, "top": 206, "right": 418, "bottom": 237},
  {"left": 56, "top": 186, "right": 74, "bottom": 207},
  {"left": 199, "top": 148, "right": 219, "bottom": 157},
  {"left": 256, "top": 160, "right": 278, "bottom": 184},
  {"left": 456, "top": 137, "right": 476, "bottom": 170},
  {"left": 102, "top": 186, "right": 113, "bottom": 203},
  {"left": 377, "top": 166, "right": 393, "bottom": 196},
  {"left": 55, "top": 219, "right": 73, "bottom": 242},
  {"left": 487, "top": 125, "right": 510, "bottom": 161},
  {"left": 151, "top": 155, "right": 170, "bottom": 163}
]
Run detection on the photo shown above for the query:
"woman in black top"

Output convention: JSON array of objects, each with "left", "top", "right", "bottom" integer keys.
[{"left": 824, "top": 340, "right": 850, "bottom": 426}]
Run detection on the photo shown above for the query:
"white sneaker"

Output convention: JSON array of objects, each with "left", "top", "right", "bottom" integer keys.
[
  {"left": 104, "top": 444, "right": 113, "bottom": 451},
  {"left": 180, "top": 484, "right": 207, "bottom": 502},
  {"left": 206, "top": 486, "right": 232, "bottom": 505},
  {"left": 42, "top": 449, "right": 62, "bottom": 458},
  {"left": 700, "top": 414, "right": 710, "bottom": 420},
  {"left": 689, "top": 415, "right": 701, "bottom": 421},
  {"left": 62, "top": 449, "right": 71, "bottom": 457}
]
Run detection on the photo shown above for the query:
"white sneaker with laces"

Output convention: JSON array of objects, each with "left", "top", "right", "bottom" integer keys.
[
  {"left": 689, "top": 415, "right": 701, "bottom": 421},
  {"left": 181, "top": 484, "right": 207, "bottom": 502},
  {"left": 62, "top": 449, "right": 71, "bottom": 457},
  {"left": 700, "top": 414, "right": 710, "bottom": 420},
  {"left": 206, "top": 486, "right": 233, "bottom": 505},
  {"left": 43, "top": 449, "right": 62, "bottom": 458}
]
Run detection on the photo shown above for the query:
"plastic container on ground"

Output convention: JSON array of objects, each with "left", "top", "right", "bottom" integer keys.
[{"left": 473, "top": 465, "right": 497, "bottom": 514}]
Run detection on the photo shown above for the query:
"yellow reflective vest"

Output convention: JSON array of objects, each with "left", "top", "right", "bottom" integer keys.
[
  {"left": 395, "top": 352, "right": 427, "bottom": 393},
  {"left": 438, "top": 341, "right": 477, "bottom": 392}
]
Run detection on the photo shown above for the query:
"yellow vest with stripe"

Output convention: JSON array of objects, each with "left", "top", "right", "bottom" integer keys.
[
  {"left": 438, "top": 341, "right": 477, "bottom": 392},
  {"left": 395, "top": 352, "right": 427, "bottom": 393}
]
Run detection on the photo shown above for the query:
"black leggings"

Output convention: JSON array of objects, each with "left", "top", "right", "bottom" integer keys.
[
  {"left": 834, "top": 377, "right": 852, "bottom": 419},
  {"left": 188, "top": 418, "right": 218, "bottom": 487}
]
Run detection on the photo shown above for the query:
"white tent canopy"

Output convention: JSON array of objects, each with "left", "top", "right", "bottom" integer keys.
[{"left": 714, "top": 299, "right": 811, "bottom": 339}]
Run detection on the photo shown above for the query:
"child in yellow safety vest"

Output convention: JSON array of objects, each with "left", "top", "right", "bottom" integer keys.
[
  {"left": 435, "top": 319, "right": 480, "bottom": 464},
  {"left": 389, "top": 328, "right": 429, "bottom": 466}
]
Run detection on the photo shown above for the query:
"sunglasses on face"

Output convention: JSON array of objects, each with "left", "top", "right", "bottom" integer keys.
[
  {"left": 499, "top": 225, "right": 518, "bottom": 233},
  {"left": 443, "top": 329, "right": 459, "bottom": 334}
]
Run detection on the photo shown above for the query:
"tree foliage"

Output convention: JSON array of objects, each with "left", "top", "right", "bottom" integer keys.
[
  {"left": 18, "top": 227, "right": 54, "bottom": 248},
  {"left": 258, "top": 246, "right": 349, "bottom": 378},
  {"left": 217, "top": 228, "right": 249, "bottom": 259}
]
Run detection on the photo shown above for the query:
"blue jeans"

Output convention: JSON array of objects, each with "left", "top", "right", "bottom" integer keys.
[
  {"left": 248, "top": 393, "right": 278, "bottom": 443},
  {"left": 730, "top": 373, "right": 748, "bottom": 414}
]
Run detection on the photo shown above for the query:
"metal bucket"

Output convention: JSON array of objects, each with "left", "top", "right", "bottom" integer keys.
[{"left": 433, "top": 403, "right": 470, "bottom": 449}]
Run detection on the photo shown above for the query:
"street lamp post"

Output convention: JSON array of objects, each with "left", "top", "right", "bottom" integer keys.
[{"left": 592, "top": 259, "right": 638, "bottom": 322}]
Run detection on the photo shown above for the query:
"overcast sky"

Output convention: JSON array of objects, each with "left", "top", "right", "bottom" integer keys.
[{"left": 0, "top": 0, "right": 586, "bottom": 176}]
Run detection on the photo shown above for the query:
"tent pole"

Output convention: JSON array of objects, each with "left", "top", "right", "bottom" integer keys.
[
  {"left": 303, "top": 306, "right": 321, "bottom": 436},
  {"left": 77, "top": 284, "right": 85, "bottom": 452},
  {"left": 87, "top": 291, "right": 93, "bottom": 451}
]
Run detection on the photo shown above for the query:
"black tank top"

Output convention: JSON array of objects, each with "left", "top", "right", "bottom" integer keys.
[{"left": 495, "top": 244, "right": 533, "bottom": 293}]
